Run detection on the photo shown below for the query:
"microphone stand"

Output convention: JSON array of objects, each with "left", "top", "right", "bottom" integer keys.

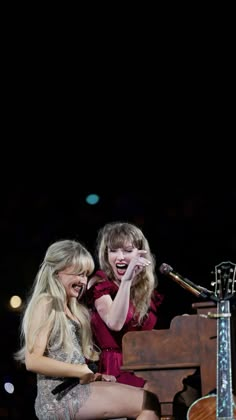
[{"left": 159, "top": 263, "right": 217, "bottom": 303}]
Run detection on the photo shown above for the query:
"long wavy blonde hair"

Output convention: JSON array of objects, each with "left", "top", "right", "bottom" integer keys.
[
  {"left": 15, "top": 239, "right": 99, "bottom": 363},
  {"left": 97, "top": 222, "right": 158, "bottom": 323}
]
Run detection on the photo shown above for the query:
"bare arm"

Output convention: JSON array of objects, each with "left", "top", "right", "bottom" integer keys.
[
  {"left": 25, "top": 299, "right": 94, "bottom": 384},
  {"left": 94, "top": 251, "right": 150, "bottom": 331},
  {"left": 95, "top": 281, "right": 131, "bottom": 331},
  {"left": 26, "top": 350, "right": 94, "bottom": 381}
]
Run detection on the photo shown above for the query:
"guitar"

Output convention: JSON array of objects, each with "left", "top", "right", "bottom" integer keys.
[{"left": 187, "top": 261, "right": 236, "bottom": 420}]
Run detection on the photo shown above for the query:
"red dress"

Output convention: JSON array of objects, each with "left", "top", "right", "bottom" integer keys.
[{"left": 87, "top": 270, "right": 164, "bottom": 387}]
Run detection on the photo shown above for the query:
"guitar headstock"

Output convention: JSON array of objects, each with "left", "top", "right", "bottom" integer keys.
[{"left": 212, "top": 261, "right": 236, "bottom": 301}]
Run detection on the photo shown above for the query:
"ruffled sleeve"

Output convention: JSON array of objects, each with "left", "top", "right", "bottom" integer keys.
[
  {"left": 146, "top": 289, "right": 164, "bottom": 318},
  {"left": 152, "top": 289, "right": 164, "bottom": 308},
  {"left": 87, "top": 270, "right": 118, "bottom": 306}
]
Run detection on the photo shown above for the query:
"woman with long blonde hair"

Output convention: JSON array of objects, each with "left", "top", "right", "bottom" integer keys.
[{"left": 15, "top": 239, "right": 160, "bottom": 419}]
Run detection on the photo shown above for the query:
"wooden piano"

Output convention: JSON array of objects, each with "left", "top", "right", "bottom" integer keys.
[{"left": 122, "top": 302, "right": 219, "bottom": 418}]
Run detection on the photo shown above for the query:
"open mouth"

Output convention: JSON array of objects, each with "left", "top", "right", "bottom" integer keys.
[
  {"left": 115, "top": 263, "right": 128, "bottom": 276},
  {"left": 72, "top": 283, "right": 86, "bottom": 299}
]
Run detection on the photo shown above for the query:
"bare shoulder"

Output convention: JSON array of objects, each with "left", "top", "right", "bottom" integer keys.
[
  {"left": 33, "top": 294, "right": 54, "bottom": 318},
  {"left": 37, "top": 294, "right": 53, "bottom": 307}
]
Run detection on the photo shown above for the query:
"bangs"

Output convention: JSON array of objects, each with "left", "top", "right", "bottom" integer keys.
[
  {"left": 72, "top": 253, "right": 94, "bottom": 275},
  {"left": 108, "top": 230, "right": 142, "bottom": 249}
]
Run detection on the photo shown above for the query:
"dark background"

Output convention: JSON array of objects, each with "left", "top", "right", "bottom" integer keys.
[
  {"left": 1, "top": 188, "right": 236, "bottom": 418},
  {"left": 1, "top": 7, "right": 234, "bottom": 416}
]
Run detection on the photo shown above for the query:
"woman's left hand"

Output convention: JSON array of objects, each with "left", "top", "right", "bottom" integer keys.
[
  {"left": 101, "top": 374, "right": 116, "bottom": 382},
  {"left": 93, "top": 373, "right": 116, "bottom": 382}
]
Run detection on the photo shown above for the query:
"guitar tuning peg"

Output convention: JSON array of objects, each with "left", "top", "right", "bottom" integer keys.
[{"left": 211, "top": 281, "right": 216, "bottom": 286}]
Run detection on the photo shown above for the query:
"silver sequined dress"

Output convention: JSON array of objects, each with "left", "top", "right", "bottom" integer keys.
[{"left": 35, "top": 319, "right": 91, "bottom": 419}]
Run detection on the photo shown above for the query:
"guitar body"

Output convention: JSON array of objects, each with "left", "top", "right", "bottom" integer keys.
[{"left": 187, "top": 394, "right": 236, "bottom": 420}]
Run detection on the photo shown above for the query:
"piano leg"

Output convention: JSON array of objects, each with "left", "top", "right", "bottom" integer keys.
[{"left": 136, "top": 369, "right": 196, "bottom": 418}]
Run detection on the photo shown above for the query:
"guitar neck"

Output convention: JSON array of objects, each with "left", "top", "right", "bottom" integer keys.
[
  {"left": 217, "top": 300, "right": 234, "bottom": 419},
  {"left": 187, "top": 261, "right": 236, "bottom": 420}
]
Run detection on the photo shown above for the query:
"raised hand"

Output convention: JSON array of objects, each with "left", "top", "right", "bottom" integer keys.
[{"left": 122, "top": 250, "right": 151, "bottom": 282}]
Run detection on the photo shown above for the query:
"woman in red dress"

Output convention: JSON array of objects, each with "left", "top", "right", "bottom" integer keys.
[{"left": 87, "top": 221, "right": 164, "bottom": 389}]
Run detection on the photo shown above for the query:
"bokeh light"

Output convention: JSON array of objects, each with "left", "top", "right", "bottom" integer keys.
[
  {"left": 4, "top": 382, "right": 14, "bottom": 394},
  {"left": 85, "top": 194, "right": 100, "bottom": 205},
  {"left": 10, "top": 295, "right": 22, "bottom": 309}
]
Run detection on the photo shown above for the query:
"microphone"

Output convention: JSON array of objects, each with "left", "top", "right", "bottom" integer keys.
[
  {"left": 159, "top": 263, "right": 215, "bottom": 300},
  {"left": 51, "top": 362, "right": 98, "bottom": 398}
]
